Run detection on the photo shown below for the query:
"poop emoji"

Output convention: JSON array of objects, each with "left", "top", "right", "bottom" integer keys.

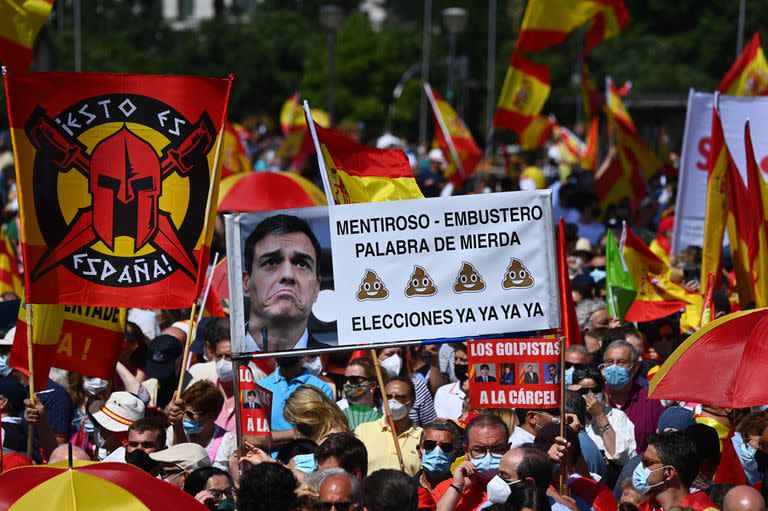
[
  {"left": 356, "top": 270, "right": 389, "bottom": 301},
  {"left": 453, "top": 262, "right": 486, "bottom": 293},
  {"left": 404, "top": 266, "right": 437, "bottom": 297},
  {"left": 502, "top": 258, "right": 534, "bottom": 289}
]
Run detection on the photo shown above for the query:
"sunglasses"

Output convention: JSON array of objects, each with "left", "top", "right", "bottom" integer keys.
[
  {"left": 576, "top": 386, "right": 602, "bottom": 395},
  {"left": 345, "top": 376, "right": 371, "bottom": 385},
  {"left": 421, "top": 440, "right": 456, "bottom": 454},
  {"left": 318, "top": 502, "right": 356, "bottom": 511},
  {"left": 184, "top": 409, "right": 206, "bottom": 420}
]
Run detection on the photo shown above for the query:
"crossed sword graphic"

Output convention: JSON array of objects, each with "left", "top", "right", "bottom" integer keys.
[{"left": 25, "top": 106, "right": 216, "bottom": 281}]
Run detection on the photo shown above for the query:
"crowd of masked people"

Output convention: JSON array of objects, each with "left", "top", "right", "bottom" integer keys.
[{"left": 2, "top": 126, "right": 768, "bottom": 511}]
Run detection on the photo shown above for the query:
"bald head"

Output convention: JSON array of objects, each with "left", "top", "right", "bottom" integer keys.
[
  {"left": 724, "top": 486, "right": 766, "bottom": 511},
  {"left": 319, "top": 472, "right": 362, "bottom": 508},
  {"left": 48, "top": 444, "right": 91, "bottom": 463}
]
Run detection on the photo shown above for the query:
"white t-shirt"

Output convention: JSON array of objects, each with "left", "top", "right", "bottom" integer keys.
[
  {"left": 433, "top": 381, "right": 465, "bottom": 421},
  {"left": 508, "top": 426, "right": 535, "bottom": 448}
]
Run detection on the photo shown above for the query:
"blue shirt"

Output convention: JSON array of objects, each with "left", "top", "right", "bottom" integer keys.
[{"left": 259, "top": 369, "right": 333, "bottom": 431}]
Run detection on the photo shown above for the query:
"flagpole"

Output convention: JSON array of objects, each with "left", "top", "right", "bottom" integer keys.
[
  {"left": 371, "top": 349, "right": 405, "bottom": 471},
  {"left": 558, "top": 335, "right": 568, "bottom": 496},
  {"left": 25, "top": 303, "right": 34, "bottom": 458},
  {"left": 303, "top": 100, "right": 336, "bottom": 206},
  {"left": 484, "top": 0, "right": 497, "bottom": 158},
  {"left": 424, "top": 82, "right": 466, "bottom": 179},
  {"left": 186, "top": 252, "right": 220, "bottom": 371}
]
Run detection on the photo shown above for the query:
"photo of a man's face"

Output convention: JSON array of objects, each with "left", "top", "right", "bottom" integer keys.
[{"left": 247, "top": 392, "right": 256, "bottom": 404}]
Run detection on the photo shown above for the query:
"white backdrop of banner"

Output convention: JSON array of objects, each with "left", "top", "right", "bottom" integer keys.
[
  {"left": 673, "top": 91, "right": 768, "bottom": 253},
  {"left": 328, "top": 190, "right": 561, "bottom": 345}
]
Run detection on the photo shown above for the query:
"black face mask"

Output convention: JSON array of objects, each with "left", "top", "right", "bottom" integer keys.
[
  {"left": 454, "top": 364, "right": 468, "bottom": 381},
  {"left": 125, "top": 448, "right": 159, "bottom": 473}
]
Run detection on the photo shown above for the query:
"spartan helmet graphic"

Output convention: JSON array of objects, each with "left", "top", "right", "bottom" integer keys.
[{"left": 88, "top": 127, "right": 161, "bottom": 250}]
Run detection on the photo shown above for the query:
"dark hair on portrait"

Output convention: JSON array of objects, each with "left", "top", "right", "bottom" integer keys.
[{"left": 243, "top": 214, "right": 322, "bottom": 274}]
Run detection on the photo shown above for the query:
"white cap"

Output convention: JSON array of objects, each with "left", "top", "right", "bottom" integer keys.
[
  {"left": 150, "top": 443, "right": 212, "bottom": 472},
  {"left": 91, "top": 391, "right": 145, "bottom": 432},
  {"left": 428, "top": 148, "right": 446, "bottom": 164},
  {"left": 0, "top": 326, "right": 15, "bottom": 346}
]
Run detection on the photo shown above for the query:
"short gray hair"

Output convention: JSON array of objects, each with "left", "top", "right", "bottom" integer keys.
[
  {"left": 420, "top": 419, "right": 460, "bottom": 446},
  {"left": 313, "top": 468, "right": 362, "bottom": 504},
  {"left": 575, "top": 299, "right": 605, "bottom": 330},
  {"left": 603, "top": 340, "right": 638, "bottom": 364},
  {"left": 565, "top": 345, "right": 589, "bottom": 356}
]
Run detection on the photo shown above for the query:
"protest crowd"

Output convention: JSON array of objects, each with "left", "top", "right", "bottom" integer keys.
[{"left": 3, "top": 3, "right": 768, "bottom": 511}]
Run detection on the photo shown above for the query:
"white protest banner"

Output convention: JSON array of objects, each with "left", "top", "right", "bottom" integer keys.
[
  {"left": 673, "top": 91, "right": 768, "bottom": 253},
  {"left": 328, "top": 190, "right": 560, "bottom": 345}
]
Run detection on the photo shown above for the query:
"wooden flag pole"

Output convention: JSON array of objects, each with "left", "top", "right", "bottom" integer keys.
[
  {"left": 25, "top": 304, "right": 35, "bottom": 458},
  {"left": 558, "top": 335, "right": 568, "bottom": 496},
  {"left": 175, "top": 302, "right": 198, "bottom": 399},
  {"left": 370, "top": 349, "right": 405, "bottom": 472}
]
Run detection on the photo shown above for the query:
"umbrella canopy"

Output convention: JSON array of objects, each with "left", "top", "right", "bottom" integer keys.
[
  {"left": 648, "top": 308, "right": 768, "bottom": 407},
  {"left": 0, "top": 460, "right": 206, "bottom": 510},
  {"left": 217, "top": 171, "right": 327, "bottom": 212}
]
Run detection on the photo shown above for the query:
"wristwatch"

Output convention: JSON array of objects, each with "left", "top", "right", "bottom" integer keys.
[{"left": 450, "top": 483, "right": 464, "bottom": 495}]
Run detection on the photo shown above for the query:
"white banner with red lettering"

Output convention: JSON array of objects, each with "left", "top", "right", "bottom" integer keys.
[{"left": 673, "top": 91, "right": 768, "bottom": 253}]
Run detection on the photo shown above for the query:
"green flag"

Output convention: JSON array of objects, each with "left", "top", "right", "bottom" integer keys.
[{"left": 605, "top": 228, "right": 636, "bottom": 320}]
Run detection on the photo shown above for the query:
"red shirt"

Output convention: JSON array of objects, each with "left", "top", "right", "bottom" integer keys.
[
  {"left": 640, "top": 491, "right": 720, "bottom": 511},
  {"left": 418, "top": 487, "right": 436, "bottom": 511},
  {"left": 432, "top": 479, "right": 487, "bottom": 511}
]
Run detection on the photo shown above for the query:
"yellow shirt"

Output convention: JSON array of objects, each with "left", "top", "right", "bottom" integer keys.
[{"left": 354, "top": 418, "right": 423, "bottom": 476}]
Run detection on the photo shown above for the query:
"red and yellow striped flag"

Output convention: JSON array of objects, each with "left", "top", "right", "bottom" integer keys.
[
  {"left": 220, "top": 122, "right": 252, "bottom": 178},
  {"left": 605, "top": 76, "right": 636, "bottom": 134},
  {"left": 0, "top": 0, "right": 53, "bottom": 72},
  {"left": 699, "top": 102, "right": 731, "bottom": 314},
  {"left": 0, "top": 224, "right": 22, "bottom": 298},
  {"left": 493, "top": 52, "right": 551, "bottom": 133},
  {"left": 516, "top": 0, "right": 627, "bottom": 53},
  {"left": 309, "top": 120, "right": 423, "bottom": 204},
  {"left": 581, "top": 117, "right": 599, "bottom": 171},
  {"left": 622, "top": 224, "right": 699, "bottom": 323},
  {"left": 581, "top": 61, "right": 602, "bottom": 122},
  {"left": 427, "top": 85, "right": 482, "bottom": 186},
  {"left": 519, "top": 115, "right": 556, "bottom": 151},
  {"left": 280, "top": 92, "right": 330, "bottom": 133},
  {"left": 556, "top": 125, "right": 586, "bottom": 166},
  {"left": 744, "top": 120, "right": 768, "bottom": 307},
  {"left": 718, "top": 32, "right": 768, "bottom": 97}
]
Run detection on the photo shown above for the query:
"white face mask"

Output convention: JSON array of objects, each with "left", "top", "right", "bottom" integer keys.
[
  {"left": 380, "top": 354, "right": 402, "bottom": 377},
  {"left": 83, "top": 377, "right": 109, "bottom": 396},
  {"left": 388, "top": 399, "right": 410, "bottom": 420},
  {"left": 303, "top": 356, "right": 323, "bottom": 376},
  {"left": 216, "top": 358, "right": 234, "bottom": 382},
  {"left": 487, "top": 475, "right": 522, "bottom": 504}
]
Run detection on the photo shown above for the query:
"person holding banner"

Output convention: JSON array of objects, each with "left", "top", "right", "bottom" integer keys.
[{"left": 242, "top": 214, "right": 329, "bottom": 353}]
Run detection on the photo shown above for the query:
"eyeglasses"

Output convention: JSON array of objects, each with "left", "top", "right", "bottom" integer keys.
[
  {"left": 318, "top": 502, "right": 357, "bottom": 511},
  {"left": 345, "top": 376, "right": 371, "bottom": 385},
  {"left": 208, "top": 488, "right": 235, "bottom": 500},
  {"left": 184, "top": 409, "right": 206, "bottom": 420},
  {"left": 469, "top": 444, "right": 508, "bottom": 459},
  {"left": 421, "top": 440, "right": 456, "bottom": 454},
  {"left": 600, "top": 359, "right": 632, "bottom": 369},
  {"left": 126, "top": 440, "right": 160, "bottom": 450}
]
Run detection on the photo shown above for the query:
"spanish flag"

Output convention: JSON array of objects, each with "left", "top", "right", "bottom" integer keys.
[
  {"left": 307, "top": 116, "right": 423, "bottom": 204},
  {"left": 519, "top": 115, "right": 556, "bottom": 151},
  {"left": 605, "top": 77, "right": 636, "bottom": 134},
  {"left": 493, "top": 53, "right": 551, "bottom": 133},
  {"left": 699, "top": 101, "right": 730, "bottom": 311},
  {"left": 0, "top": 0, "right": 54, "bottom": 72},
  {"left": 516, "top": 0, "right": 627, "bottom": 53},
  {"left": 557, "top": 219, "right": 583, "bottom": 347},
  {"left": 10, "top": 300, "right": 126, "bottom": 393},
  {"left": 0, "top": 224, "right": 22, "bottom": 298},
  {"left": 426, "top": 84, "right": 482, "bottom": 186},
  {"left": 622, "top": 224, "right": 698, "bottom": 323},
  {"left": 581, "top": 117, "right": 599, "bottom": 171},
  {"left": 743, "top": 120, "right": 768, "bottom": 307},
  {"left": 581, "top": 61, "right": 602, "bottom": 122},
  {"left": 220, "top": 122, "right": 251, "bottom": 178},
  {"left": 280, "top": 92, "right": 330, "bottom": 133},
  {"left": 718, "top": 32, "right": 768, "bottom": 97},
  {"left": 556, "top": 125, "right": 586, "bottom": 166}
]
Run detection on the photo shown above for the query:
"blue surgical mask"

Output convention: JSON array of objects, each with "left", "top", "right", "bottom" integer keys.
[
  {"left": 741, "top": 441, "right": 757, "bottom": 463},
  {"left": 604, "top": 365, "right": 631, "bottom": 389},
  {"left": 182, "top": 418, "right": 204, "bottom": 435},
  {"left": 632, "top": 463, "right": 668, "bottom": 495},
  {"left": 421, "top": 447, "right": 452, "bottom": 475},
  {"left": 564, "top": 366, "right": 575, "bottom": 386},
  {"left": 0, "top": 354, "right": 11, "bottom": 377},
  {"left": 292, "top": 453, "right": 318, "bottom": 473},
  {"left": 471, "top": 452, "right": 501, "bottom": 480}
]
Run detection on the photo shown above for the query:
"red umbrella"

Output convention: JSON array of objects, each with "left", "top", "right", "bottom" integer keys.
[
  {"left": 648, "top": 308, "right": 768, "bottom": 407},
  {"left": 217, "top": 171, "right": 326, "bottom": 212}
]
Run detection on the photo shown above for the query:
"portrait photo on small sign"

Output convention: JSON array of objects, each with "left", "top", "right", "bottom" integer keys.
[{"left": 468, "top": 338, "right": 561, "bottom": 409}]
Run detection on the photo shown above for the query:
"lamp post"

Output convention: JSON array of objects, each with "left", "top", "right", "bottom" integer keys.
[
  {"left": 320, "top": 5, "right": 344, "bottom": 123},
  {"left": 442, "top": 7, "right": 468, "bottom": 105}
]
